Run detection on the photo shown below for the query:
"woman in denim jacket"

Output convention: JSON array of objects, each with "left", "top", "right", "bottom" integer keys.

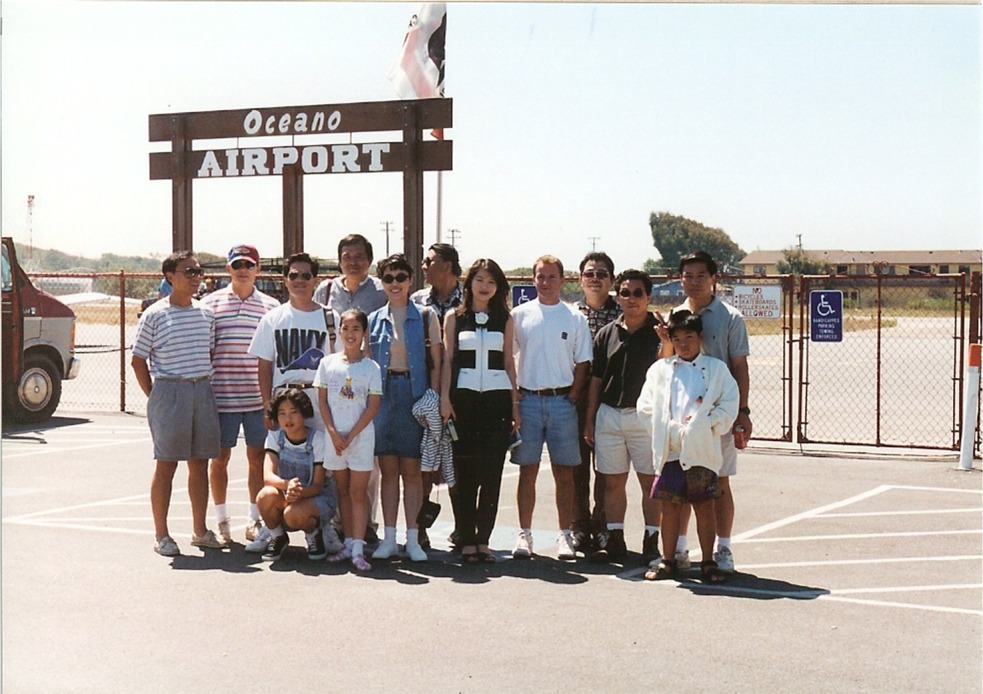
[{"left": 367, "top": 254, "right": 443, "bottom": 561}]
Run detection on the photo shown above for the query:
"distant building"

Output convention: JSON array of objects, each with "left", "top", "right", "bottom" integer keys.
[{"left": 739, "top": 249, "right": 982, "bottom": 277}]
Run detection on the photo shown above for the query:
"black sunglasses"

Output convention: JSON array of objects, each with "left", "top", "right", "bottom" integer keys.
[
  {"left": 231, "top": 260, "right": 256, "bottom": 270},
  {"left": 382, "top": 272, "right": 410, "bottom": 284},
  {"left": 182, "top": 267, "right": 204, "bottom": 278},
  {"left": 287, "top": 271, "right": 314, "bottom": 281},
  {"left": 582, "top": 269, "right": 610, "bottom": 280},
  {"left": 618, "top": 288, "right": 647, "bottom": 299}
]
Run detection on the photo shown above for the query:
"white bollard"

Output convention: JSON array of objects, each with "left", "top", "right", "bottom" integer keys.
[{"left": 958, "top": 343, "right": 981, "bottom": 471}]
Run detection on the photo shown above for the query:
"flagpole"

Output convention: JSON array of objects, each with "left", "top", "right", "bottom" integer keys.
[{"left": 436, "top": 170, "right": 443, "bottom": 243}]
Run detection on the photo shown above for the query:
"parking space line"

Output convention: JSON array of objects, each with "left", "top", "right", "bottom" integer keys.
[
  {"left": 2, "top": 438, "right": 151, "bottom": 459},
  {"left": 747, "top": 529, "right": 981, "bottom": 542},
  {"left": 738, "top": 555, "right": 981, "bottom": 569},
  {"left": 734, "top": 485, "right": 893, "bottom": 541},
  {"left": 831, "top": 583, "right": 982, "bottom": 595},
  {"left": 820, "top": 508, "right": 982, "bottom": 517},
  {"left": 818, "top": 596, "right": 981, "bottom": 616}
]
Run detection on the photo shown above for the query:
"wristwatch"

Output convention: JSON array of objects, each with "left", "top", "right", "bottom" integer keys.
[{"left": 739, "top": 406, "right": 751, "bottom": 415}]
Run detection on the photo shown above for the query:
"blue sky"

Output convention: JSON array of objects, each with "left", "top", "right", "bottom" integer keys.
[{"left": 2, "top": 1, "right": 979, "bottom": 272}]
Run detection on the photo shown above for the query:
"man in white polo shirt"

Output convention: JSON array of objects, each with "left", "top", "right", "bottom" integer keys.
[{"left": 201, "top": 244, "right": 281, "bottom": 544}]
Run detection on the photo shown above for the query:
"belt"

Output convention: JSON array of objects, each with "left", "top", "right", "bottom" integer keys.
[
  {"left": 279, "top": 382, "right": 314, "bottom": 390},
  {"left": 387, "top": 370, "right": 410, "bottom": 378},
  {"left": 520, "top": 386, "right": 572, "bottom": 397},
  {"left": 155, "top": 375, "right": 210, "bottom": 383}
]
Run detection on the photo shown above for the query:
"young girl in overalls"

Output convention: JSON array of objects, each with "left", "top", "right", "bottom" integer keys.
[{"left": 257, "top": 389, "right": 338, "bottom": 562}]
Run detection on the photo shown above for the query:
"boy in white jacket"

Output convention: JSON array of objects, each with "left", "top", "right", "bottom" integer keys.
[{"left": 637, "top": 310, "right": 738, "bottom": 583}]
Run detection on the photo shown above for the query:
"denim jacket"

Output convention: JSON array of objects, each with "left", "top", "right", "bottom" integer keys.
[{"left": 368, "top": 302, "right": 429, "bottom": 399}]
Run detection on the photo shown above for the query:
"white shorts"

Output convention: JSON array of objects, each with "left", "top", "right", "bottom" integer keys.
[
  {"left": 594, "top": 404, "right": 655, "bottom": 476},
  {"left": 719, "top": 432, "right": 737, "bottom": 477},
  {"left": 323, "top": 425, "right": 375, "bottom": 472}
]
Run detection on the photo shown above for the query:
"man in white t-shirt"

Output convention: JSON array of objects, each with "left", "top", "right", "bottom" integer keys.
[
  {"left": 510, "top": 255, "right": 592, "bottom": 560},
  {"left": 248, "top": 252, "right": 340, "bottom": 433}
]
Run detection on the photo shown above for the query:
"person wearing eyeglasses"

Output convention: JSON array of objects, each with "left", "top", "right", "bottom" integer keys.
[
  {"left": 367, "top": 254, "right": 443, "bottom": 562},
  {"left": 200, "top": 244, "right": 281, "bottom": 545},
  {"left": 410, "top": 242, "right": 463, "bottom": 550},
  {"left": 571, "top": 251, "right": 622, "bottom": 555},
  {"left": 583, "top": 270, "right": 670, "bottom": 565},
  {"left": 247, "top": 252, "right": 345, "bottom": 560},
  {"left": 313, "top": 234, "right": 387, "bottom": 315},
  {"left": 132, "top": 251, "right": 225, "bottom": 556}
]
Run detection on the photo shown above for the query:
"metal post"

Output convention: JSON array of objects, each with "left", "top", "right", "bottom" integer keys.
[
  {"left": 402, "top": 104, "right": 425, "bottom": 292},
  {"left": 959, "top": 344, "right": 981, "bottom": 470},
  {"left": 119, "top": 271, "right": 126, "bottom": 413}
]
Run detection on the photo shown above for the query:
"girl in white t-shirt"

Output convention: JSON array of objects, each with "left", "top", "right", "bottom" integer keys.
[{"left": 316, "top": 309, "right": 382, "bottom": 571}]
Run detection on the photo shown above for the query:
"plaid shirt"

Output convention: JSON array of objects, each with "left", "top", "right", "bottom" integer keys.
[
  {"left": 577, "top": 296, "right": 622, "bottom": 338},
  {"left": 411, "top": 282, "right": 464, "bottom": 326}
]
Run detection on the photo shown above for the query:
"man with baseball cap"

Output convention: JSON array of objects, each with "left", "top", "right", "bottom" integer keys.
[{"left": 201, "top": 244, "right": 281, "bottom": 544}]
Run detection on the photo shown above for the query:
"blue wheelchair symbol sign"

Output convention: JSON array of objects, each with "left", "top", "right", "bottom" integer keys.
[
  {"left": 810, "top": 290, "right": 843, "bottom": 342},
  {"left": 512, "top": 285, "right": 537, "bottom": 306}
]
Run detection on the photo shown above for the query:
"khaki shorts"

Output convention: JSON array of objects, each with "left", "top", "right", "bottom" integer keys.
[{"left": 594, "top": 404, "right": 655, "bottom": 476}]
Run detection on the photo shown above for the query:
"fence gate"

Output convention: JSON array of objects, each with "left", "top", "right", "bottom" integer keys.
[{"left": 796, "top": 274, "right": 967, "bottom": 450}]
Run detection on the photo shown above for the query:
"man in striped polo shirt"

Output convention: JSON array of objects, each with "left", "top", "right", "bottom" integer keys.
[
  {"left": 132, "top": 251, "right": 225, "bottom": 557},
  {"left": 201, "top": 244, "right": 281, "bottom": 544}
]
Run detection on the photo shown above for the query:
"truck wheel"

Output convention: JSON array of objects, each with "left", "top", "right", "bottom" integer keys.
[{"left": 7, "top": 354, "right": 62, "bottom": 423}]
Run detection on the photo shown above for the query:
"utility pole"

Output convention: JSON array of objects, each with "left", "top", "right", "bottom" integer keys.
[
  {"left": 587, "top": 235, "right": 600, "bottom": 251},
  {"left": 26, "top": 194, "right": 35, "bottom": 260},
  {"left": 448, "top": 228, "right": 462, "bottom": 247},
  {"left": 796, "top": 233, "right": 803, "bottom": 250},
  {"left": 381, "top": 220, "right": 394, "bottom": 256}
]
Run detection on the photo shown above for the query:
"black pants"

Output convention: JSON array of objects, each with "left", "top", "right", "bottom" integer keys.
[
  {"left": 573, "top": 397, "right": 606, "bottom": 536},
  {"left": 451, "top": 388, "right": 510, "bottom": 546}
]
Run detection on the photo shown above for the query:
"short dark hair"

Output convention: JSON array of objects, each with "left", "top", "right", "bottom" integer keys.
[
  {"left": 678, "top": 251, "right": 718, "bottom": 276},
  {"left": 615, "top": 269, "right": 652, "bottom": 295},
  {"left": 340, "top": 308, "right": 368, "bottom": 331},
  {"left": 377, "top": 253, "right": 414, "bottom": 278},
  {"left": 338, "top": 234, "right": 373, "bottom": 263},
  {"left": 267, "top": 388, "right": 315, "bottom": 422},
  {"left": 284, "top": 252, "right": 318, "bottom": 277},
  {"left": 430, "top": 243, "right": 462, "bottom": 276},
  {"left": 579, "top": 251, "right": 615, "bottom": 275},
  {"left": 162, "top": 250, "right": 195, "bottom": 276},
  {"left": 667, "top": 309, "right": 703, "bottom": 337}
]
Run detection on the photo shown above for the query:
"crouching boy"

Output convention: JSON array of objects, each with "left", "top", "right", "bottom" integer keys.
[{"left": 636, "top": 310, "right": 738, "bottom": 583}]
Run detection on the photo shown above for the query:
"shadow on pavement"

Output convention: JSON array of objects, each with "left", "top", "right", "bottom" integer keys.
[{"left": 678, "top": 571, "right": 829, "bottom": 600}]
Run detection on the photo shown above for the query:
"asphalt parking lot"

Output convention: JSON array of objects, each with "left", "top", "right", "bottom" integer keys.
[{"left": 2, "top": 411, "right": 981, "bottom": 693}]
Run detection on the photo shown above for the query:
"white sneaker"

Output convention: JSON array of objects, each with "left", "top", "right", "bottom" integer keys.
[
  {"left": 675, "top": 549, "right": 692, "bottom": 571},
  {"left": 372, "top": 537, "right": 399, "bottom": 559},
  {"left": 245, "top": 525, "right": 272, "bottom": 553},
  {"left": 191, "top": 529, "right": 227, "bottom": 549},
  {"left": 322, "top": 526, "right": 345, "bottom": 554},
  {"left": 713, "top": 546, "right": 735, "bottom": 573},
  {"left": 217, "top": 518, "right": 232, "bottom": 545},
  {"left": 245, "top": 519, "right": 264, "bottom": 542},
  {"left": 154, "top": 535, "right": 179, "bottom": 556},
  {"left": 513, "top": 530, "right": 533, "bottom": 559},
  {"left": 406, "top": 542, "right": 428, "bottom": 562},
  {"left": 556, "top": 531, "right": 576, "bottom": 560}
]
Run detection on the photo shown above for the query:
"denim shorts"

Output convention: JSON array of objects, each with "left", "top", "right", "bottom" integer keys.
[
  {"left": 510, "top": 393, "right": 580, "bottom": 467},
  {"left": 373, "top": 374, "right": 423, "bottom": 458},
  {"left": 218, "top": 409, "right": 267, "bottom": 448}
]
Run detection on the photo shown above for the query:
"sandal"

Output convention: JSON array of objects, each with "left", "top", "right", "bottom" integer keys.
[
  {"left": 461, "top": 547, "right": 481, "bottom": 564},
  {"left": 478, "top": 551, "right": 496, "bottom": 564},
  {"left": 644, "top": 558, "right": 678, "bottom": 581},
  {"left": 700, "top": 559, "right": 727, "bottom": 584}
]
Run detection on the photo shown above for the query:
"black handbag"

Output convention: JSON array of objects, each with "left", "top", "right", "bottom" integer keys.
[{"left": 416, "top": 498, "right": 441, "bottom": 529}]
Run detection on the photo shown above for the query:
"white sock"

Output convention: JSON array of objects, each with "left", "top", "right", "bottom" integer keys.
[
  {"left": 606, "top": 523, "right": 624, "bottom": 531},
  {"left": 352, "top": 540, "right": 365, "bottom": 557},
  {"left": 214, "top": 503, "right": 228, "bottom": 523},
  {"left": 269, "top": 525, "right": 285, "bottom": 538},
  {"left": 384, "top": 526, "right": 397, "bottom": 542},
  {"left": 646, "top": 525, "right": 660, "bottom": 537},
  {"left": 676, "top": 535, "right": 688, "bottom": 553},
  {"left": 249, "top": 504, "right": 260, "bottom": 521},
  {"left": 717, "top": 537, "right": 731, "bottom": 550},
  {"left": 407, "top": 528, "right": 420, "bottom": 546},
  {"left": 344, "top": 537, "right": 354, "bottom": 550}
]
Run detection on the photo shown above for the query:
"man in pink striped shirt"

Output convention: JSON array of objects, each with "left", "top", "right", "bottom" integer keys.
[{"left": 202, "top": 244, "right": 281, "bottom": 544}]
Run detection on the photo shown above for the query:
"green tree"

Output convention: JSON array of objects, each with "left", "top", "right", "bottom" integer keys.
[
  {"left": 648, "top": 212, "right": 745, "bottom": 272},
  {"left": 642, "top": 257, "right": 664, "bottom": 274},
  {"left": 776, "top": 247, "right": 830, "bottom": 275}
]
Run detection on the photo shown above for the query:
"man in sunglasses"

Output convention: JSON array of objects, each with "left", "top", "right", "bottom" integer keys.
[
  {"left": 247, "top": 252, "right": 345, "bottom": 557},
  {"left": 132, "top": 251, "right": 225, "bottom": 556},
  {"left": 314, "top": 234, "right": 386, "bottom": 315},
  {"left": 583, "top": 270, "right": 669, "bottom": 564},
  {"left": 201, "top": 244, "right": 281, "bottom": 544},
  {"left": 572, "top": 252, "right": 622, "bottom": 554}
]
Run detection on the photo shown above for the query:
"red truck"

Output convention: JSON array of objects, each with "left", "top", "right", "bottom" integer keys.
[{"left": 2, "top": 237, "right": 80, "bottom": 422}]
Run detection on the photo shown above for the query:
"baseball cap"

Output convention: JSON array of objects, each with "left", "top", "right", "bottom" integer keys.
[{"left": 228, "top": 244, "right": 260, "bottom": 266}]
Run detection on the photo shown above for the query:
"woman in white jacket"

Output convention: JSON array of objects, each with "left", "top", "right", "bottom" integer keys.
[{"left": 636, "top": 310, "right": 738, "bottom": 583}]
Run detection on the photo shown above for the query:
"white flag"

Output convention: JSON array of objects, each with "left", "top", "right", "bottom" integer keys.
[{"left": 389, "top": 3, "right": 446, "bottom": 100}]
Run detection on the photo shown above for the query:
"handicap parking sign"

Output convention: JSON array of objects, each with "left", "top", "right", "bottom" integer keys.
[
  {"left": 810, "top": 290, "right": 843, "bottom": 342},
  {"left": 512, "top": 285, "right": 537, "bottom": 306}
]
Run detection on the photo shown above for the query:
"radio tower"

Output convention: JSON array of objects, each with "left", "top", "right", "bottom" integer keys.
[{"left": 26, "top": 194, "right": 35, "bottom": 260}]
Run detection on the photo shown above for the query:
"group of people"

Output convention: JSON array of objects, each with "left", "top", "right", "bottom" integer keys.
[{"left": 134, "top": 235, "right": 752, "bottom": 582}]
